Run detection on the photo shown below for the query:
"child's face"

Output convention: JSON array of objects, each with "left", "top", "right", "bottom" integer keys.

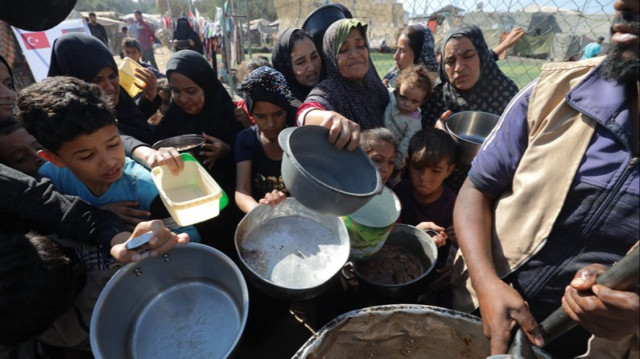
[
  {"left": 396, "top": 83, "right": 427, "bottom": 115},
  {"left": 123, "top": 46, "right": 142, "bottom": 63},
  {"left": 252, "top": 101, "right": 287, "bottom": 142},
  {"left": 393, "top": 34, "right": 414, "bottom": 71},
  {"left": 40, "top": 124, "right": 125, "bottom": 196},
  {"left": 365, "top": 140, "right": 396, "bottom": 184},
  {"left": 409, "top": 156, "right": 454, "bottom": 203},
  {"left": 0, "top": 128, "right": 44, "bottom": 176}
]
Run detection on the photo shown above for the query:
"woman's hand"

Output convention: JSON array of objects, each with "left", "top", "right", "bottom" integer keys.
[
  {"left": 319, "top": 111, "right": 361, "bottom": 151},
  {"left": 259, "top": 190, "right": 287, "bottom": 207},
  {"left": 188, "top": 39, "right": 195, "bottom": 46},
  {"left": 476, "top": 278, "right": 544, "bottom": 355},
  {"left": 435, "top": 110, "right": 452, "bottom": 130},
  {"left": 100, "top": 201, "right": 150, "bottom": 226},
  {"left": 134, "top": 67, "right": 158, "bottom": 101},
  {"left": 200, "top": 132, "right": 230, "bottom": 169},
  {"left": 416, "top": 222, "right": 448, "bottom": 247},
  {"left": 562, "top": 264, "right": 640, "bottom": 340},
  {"left": 110, "top": 220, "right": 190, "bottom": 263}
]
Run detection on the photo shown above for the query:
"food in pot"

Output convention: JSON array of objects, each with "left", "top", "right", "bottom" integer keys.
[{"left": 356, "top": 244, "right": 425, "bottom": 285}]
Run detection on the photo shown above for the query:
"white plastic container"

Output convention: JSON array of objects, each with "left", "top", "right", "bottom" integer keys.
[
  {"left": 152, "top": 153, "right": 223, "bottom": 226},
  {"left": 118, "top": 57, "right": 146, "bottom": 98}
]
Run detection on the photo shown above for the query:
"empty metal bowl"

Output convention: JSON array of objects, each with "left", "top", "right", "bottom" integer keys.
[
  {"left": 445, "top": 111, "right": 500, "bottom": 166},
  {"left": 90, "top": 243, "right": 249, "bottom": 359},
  {"left": 152, "top": 134, "right": 205, "bottom": 153},
  {"left": 278, "top": 126, "right": 383, "bottom": 216}
]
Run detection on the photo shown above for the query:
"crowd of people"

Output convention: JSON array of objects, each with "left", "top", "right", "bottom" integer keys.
[{"left": 0, "top": 0, "right": 638, "bottom": 358}]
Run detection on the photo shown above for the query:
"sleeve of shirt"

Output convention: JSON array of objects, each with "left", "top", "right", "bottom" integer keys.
[
  {"left": 234, "top": 128, "right": 255, "bottom": 163},
  {"left": 296, "top": 101, "right": 326, "bottom": 126},
  {"left": 0, "top": 164, "right": 127, "bottom": 248},
  {"left": 467, "top": 81, "right": 535, "bottom": 197},
  {"left": 121, "top": 134, "right": 149, "bottom": 158}
]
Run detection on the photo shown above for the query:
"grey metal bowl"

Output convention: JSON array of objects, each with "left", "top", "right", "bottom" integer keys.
[
  {"left": 445, "top": 111, "right": 500, "bottom": 166},
  {"left": 90, "top": 244, "right": 249, "bottom": 359},
  {"left": 152, "top": 134, "right": 205, "bottom": 152},
  {"left": 279, "top": 126, "right": 383, "bottom": 216},
  {"left": 235, "top": 198, "right": 351, "bottom": 301}
]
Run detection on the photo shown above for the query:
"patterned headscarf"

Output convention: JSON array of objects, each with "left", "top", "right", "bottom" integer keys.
[
  {"left": 421, "top": 24, "right": 519, "bottom": 128},
  {"left": 237, "top": 66, "right": 298, "bottom": 126},
  {"left": 305, "top": 19, "right": 388, "bottom": 130},
  {"left": 383, "top": 24, "right": 437, "bottom": 88}
]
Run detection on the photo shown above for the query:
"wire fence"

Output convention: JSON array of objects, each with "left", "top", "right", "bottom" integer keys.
[{"left": 265, "top": 0, "right": 615, "bottom": 89}]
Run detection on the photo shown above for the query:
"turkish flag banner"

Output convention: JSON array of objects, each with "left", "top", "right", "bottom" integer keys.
[{"left": 21, "top": 32, "right": 51, "bottom": 50}]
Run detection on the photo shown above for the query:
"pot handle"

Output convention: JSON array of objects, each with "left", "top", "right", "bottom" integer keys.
[{"left": 278, "top": 127, "right": 296, "bottom": 154}]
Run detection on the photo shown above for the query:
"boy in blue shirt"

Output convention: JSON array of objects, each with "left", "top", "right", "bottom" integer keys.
[{"left": 17, "top": 76, "right": 199, "bottom": 243}]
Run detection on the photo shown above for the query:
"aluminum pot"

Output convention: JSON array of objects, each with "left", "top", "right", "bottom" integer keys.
[
  {"left": 279, "top": 126, "right": 383, "bottom": 216},
  {"left": 152, "top": 134, "right": 206, "bottom": 153},
  {"left": 235, "top": 198, "right": 350, "bottom": 301},
  {"left": 90, "top": 243, "right": 249, "bottom": 359},
  {"left": 343, "top": 224, "right": 438, "bottom": 299},
  {"left": 293, "top": 305, "right": 552, "bottom": 359},
  {"left": 445, "top": 111, "right": 500, "bottom": 166}
]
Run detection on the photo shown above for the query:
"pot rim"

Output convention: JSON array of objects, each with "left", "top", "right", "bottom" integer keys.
[{"left": 445, "top": 110, "right": 500, "bottom": 145}]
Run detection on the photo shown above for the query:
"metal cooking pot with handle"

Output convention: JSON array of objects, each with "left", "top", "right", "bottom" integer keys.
[
  {"left": 90, "top": 243, "right": 249, "bottom": 359},
  {"left": 279, "top": 125, "right": 383, "bottom": 216}
]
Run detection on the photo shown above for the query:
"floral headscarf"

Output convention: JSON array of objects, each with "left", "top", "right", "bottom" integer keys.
[{"left": 237, "top": 66, "right": 298, "bottom": 126}]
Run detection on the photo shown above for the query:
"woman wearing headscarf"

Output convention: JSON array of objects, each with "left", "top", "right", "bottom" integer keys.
[
  {"left": 423, "top": 24, "right": 519, "bottom": 192},
  {"left": 271, "top": 28, "right": 322, "bottom": 102},
  {"left": 421, "top": 24, "right": 519, "bottom": 128},
  {"left": 383, "top": 24, "right": 438, "bottom": 88},
  {"left": 48, "top": 33, "right": 157, "bottom": 144},
  {"left": 172, "top": 17, "right": 203, "bottom": 54},
  {"left": 297, "top": 19, "right": 389, "bottom": 151}
]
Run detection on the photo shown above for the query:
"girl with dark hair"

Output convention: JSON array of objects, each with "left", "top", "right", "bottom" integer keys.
[{"left": 271, "top": 28, "right": 322, "bottom": 102}]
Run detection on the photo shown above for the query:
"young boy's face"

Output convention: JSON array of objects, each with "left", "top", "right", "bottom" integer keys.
[
  {"left": 39, "top": 124, "right": 125, "bottom": 196},
  {"left": 0, "top": 128, "right": 44, "bottom": 176},
  {"left": 123, "top": 46, "right": 142, "bottom": 63},
  {"left": 396, "top": 83, "right": 427, "bottom": 115},
  {"left": 409, "top": 156, "right": 454, "bottom": 203},
  {"left": 365, "top": 140, "right": 396, "bottom": 184}
]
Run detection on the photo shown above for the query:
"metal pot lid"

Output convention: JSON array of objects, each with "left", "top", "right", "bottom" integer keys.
[
  {"left": 152, "top": 134, "right": 205, "bottom": 152},
  {"left": 1, "top": 0, "right": 77, "bottom": 31}
]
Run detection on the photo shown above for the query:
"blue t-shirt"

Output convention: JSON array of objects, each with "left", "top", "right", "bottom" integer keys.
[
  {"left": 580, "top": 42, "right": 602, "bottom": 60},
  {"left": 39, "top": 157, "right": 158, "bottom": 210},
  {"left": 234, "top": 125, "right": 285, "bottom": 200}
]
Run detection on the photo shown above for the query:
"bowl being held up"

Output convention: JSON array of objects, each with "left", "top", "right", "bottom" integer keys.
[
  {"left": 279, "top": 125, "right": 383, "bottom": 216},
  {"left": 445, "top": 111, "right": 500, "bottom": 166},
  {"left": 152, "top": 134, "right": 206, "bottom": 153}
]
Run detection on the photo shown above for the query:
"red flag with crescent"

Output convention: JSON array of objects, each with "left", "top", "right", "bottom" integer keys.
[{"left": 20, "top": 32, "right": 50, "bottom": 50}]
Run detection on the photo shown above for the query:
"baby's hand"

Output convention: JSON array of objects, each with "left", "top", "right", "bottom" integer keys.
[
  {"left": 416, "top": 221, "right": 448, "bottom": 248},
  {"left": 259, "top": 190, "right": 286, "bottom": 207}
]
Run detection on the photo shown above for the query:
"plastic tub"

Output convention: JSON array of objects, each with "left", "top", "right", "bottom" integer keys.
[
  {"left": 151, "top": 153, "right": 224, "bottom": 226},
  {"left": 118, "top": 57, "right": 146, "bottom": 98}
]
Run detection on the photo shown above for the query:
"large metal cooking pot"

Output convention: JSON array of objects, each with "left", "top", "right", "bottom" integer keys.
[
  {"left": 445, "top": 111, "right": 500, "bottom": 166},
  {"left": 90, "top": 243, "right": 248, "bottom": 359},
  {"left": 235, "top": 198, "right": 350, "bottom": 301},
  {"left": 344, "top": 224, "right": 438, "bottom": 300},
  {"left": 1, "top": 0, "right": 76, "bottom": 31},
  {"left": 293, "top": 305, "right": 552, "bottom": 359},
  {"left": 279, "top": 126, "right": 383, "bottom": 216}
]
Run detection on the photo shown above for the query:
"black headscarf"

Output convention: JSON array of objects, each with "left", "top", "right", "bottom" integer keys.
[
  {"left": 48, "top": 33, "right": 154, "bottom": 143},
  {"left": 1, "top": 54, "right": 15, "bottom": 91},
  {"left": 421, "top": 24, "right": 518, "bottom": 128},
  {"left": 237, "top": 66, "right": 299, "bottom": 126},
  {"left": 305, "top": 19, "right": 388, "bottom": 130},
  {"left": 173, "top": 17, "right": 203, "bottom": 54},
  {"left": 272, "top": 28, "right": 317, "bottom": 102}
]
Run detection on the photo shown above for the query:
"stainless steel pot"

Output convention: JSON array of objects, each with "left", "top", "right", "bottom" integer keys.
[
  {"left": 343, "top": 224, "right": 438, "bottom": 299},
  {"left": 445, "top": 111, "right": 500, "bottom": 166},
  {"left": 90, "top": 243, "right": 249, "bottom": 359},
  {"left": 293, "top": 305, "right": 552, "bottom": 359},
  {"left": 235, "top": 198, "right": 351, "bottom": 301},
  {"left": 278, "top": 126, "right": 383, "bottom": 216}
]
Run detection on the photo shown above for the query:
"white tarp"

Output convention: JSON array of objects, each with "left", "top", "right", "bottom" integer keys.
[{"left": 12, "top": 19, "right": 88, "bottom": 82}]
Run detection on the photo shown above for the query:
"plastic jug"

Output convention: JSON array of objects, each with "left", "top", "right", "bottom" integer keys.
[{"left": 118, "top": 57, "right": 146, "bottom": 98}]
